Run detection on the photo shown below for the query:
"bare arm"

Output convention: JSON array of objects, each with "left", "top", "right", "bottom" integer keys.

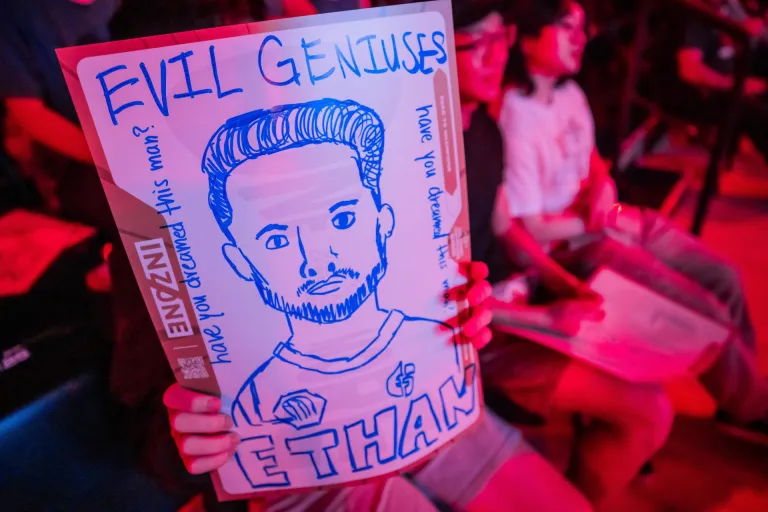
[
  {"left": 516, "top": 213, "right": 587, "bottom": 245},
  {"left": 6, "top": 98, "right": 93, "bottom": 165},
  {"left": 493, "top": 192, "right": 595, "bottom": 299}
]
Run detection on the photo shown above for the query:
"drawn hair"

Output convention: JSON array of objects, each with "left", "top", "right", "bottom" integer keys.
[{"left": 201, "top": 98, "right": 385, "bottom": 242}]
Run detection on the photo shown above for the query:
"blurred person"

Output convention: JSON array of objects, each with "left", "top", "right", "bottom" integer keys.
[
  {"left": 462, "top": 1, "right": 674, "bottom": 505},
  {"left": 0, "top": 0, "right": 118, "bottom": 231},
  {"left": 677, "top": 0, "right": 768, "bottom": 162},
  {"left": 110, "top": 0, "right": 265, "bottom": 39},
  {"left": 497, "top": 0, "right": 768, "bottom": 460},
  {"left": 0, "top": 0, "right": 119, "bottom": 293},
  {"left": 266, "top": 0, "right": 367, "bottom": 20}
]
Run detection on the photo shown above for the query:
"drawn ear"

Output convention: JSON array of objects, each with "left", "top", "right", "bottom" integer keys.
[
  {"left": 378, "top": 203, "right": 395, "bottom": 240},
  {"left": 222, "top": 243, "right": 253, "bottom": 282}
]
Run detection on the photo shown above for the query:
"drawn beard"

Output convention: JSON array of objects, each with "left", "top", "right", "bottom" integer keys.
[{"left": 255, "top": 259, "right": 387, "bottom": 324}]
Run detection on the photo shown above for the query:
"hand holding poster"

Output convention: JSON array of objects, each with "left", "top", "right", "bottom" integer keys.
[{"left": 57, "top": 1, "right": 480, "bottom": 499}]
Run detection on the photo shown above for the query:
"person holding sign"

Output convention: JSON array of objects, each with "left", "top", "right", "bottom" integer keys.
[
  {"left": 493, "top": 0, "right": 768, "bottom": 486},
  {"left": 161, "top": 3, "right": 594, "bottom": 511},
  {"left": 459, "top": 2, "right": 674, "bottom": 505}
]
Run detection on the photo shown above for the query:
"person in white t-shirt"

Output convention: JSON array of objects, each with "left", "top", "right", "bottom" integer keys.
[{"left": 489, "top": 0, "right": 768, "bottom": 500}]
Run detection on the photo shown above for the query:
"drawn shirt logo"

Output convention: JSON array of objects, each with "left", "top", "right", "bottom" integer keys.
[
  {"left": 273, "top": 390, "right": 327, "bottom": 430},
  {"left": 386, "top": 361, "right": 416, "bottom": 398}
]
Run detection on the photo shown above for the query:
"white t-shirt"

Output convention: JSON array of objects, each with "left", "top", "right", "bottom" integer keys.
[{"left": 498, "top": 80, "right": 595, "bottom": 218}]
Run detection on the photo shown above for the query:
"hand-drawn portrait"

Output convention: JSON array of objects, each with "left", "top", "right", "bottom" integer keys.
[{"left": 200, "top": 99, "right": 469, "bottom": 461}]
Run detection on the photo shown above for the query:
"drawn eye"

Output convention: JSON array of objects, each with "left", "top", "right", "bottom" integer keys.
[
  {"left": 332, "top": 211, "right": 356, "bottom": 230},
  {"left": 265, "top": 234, "right": 289, "bottom": 250}
]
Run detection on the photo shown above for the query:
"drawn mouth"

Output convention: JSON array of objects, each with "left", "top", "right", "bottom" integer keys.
[{"left": 306, "top": 279, "right": 344, "bottom": 296}]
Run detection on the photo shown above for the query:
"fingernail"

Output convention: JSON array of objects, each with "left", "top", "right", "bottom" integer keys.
[
  {"left": 207, "top": 397, "right": 222, "bottom": 412},
  {"left": 224, "top": 415, "right": 234, "bottom": 430},
  {"left": 229, "top": 432, "right": 241, "bottom": 446}
]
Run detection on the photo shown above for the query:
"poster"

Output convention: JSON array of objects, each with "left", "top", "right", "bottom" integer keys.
[{"left": 58, "top": 0, "right": 480, "bottom": 499}]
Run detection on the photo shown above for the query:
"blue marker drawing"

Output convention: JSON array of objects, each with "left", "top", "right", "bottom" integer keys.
[
  {"left": 200, "top": 98, "right": 466, "bottom": 488},
  {"left": 386, "top": 361, "right": 416, "bottom": 398}
]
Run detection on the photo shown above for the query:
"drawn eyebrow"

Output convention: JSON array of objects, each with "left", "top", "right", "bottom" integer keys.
[
  {"left": 329, "top": 199, "right": 358, "bottom": 213},
  {"left": 255, "top": 224, "right": 288, "bottom": 240}
]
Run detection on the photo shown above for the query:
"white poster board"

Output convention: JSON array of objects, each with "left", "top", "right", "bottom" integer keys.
[{"left": 58, "top": 1, "right": 480, "bottom": 499}]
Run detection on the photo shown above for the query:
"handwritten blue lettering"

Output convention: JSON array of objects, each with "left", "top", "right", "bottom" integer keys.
[
  {"left": 302, "top": 38, "right": 336, "bottom": 85},
  {"left": 97, "top": 65, "right": 143, "bottom": 126},
  {"left": 152, "top": 179, "right": 181, "bottom": 217},
  {"left": 209, "top": 45, "right": 243, "bottom": 98},
  {"left": 169, "top": 51, "right": 213, "bottom": 99},
  {"left": 259, "top": 35, "right": 301, "bottom": 87},
  {"left": 416, "top": 150, "right": 436, "bottom": 179},
  {"left": 236, "top": 435, "right": 291, "bottom": 489},
  {"left": 428, "top": 187, "right": 448, "bottom": 239},
  {"left": 285, "top": 429, "right": 340, "bottom": 479},
  {"left": 335, "top": 36, "right": 361, "bottom": 79}
]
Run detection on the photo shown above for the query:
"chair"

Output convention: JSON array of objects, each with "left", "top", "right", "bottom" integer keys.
[
  {"left": 614, "top": 0, "right": 758, "bottom": 235},
  {"left": 0, "top": 373, "right": 182, "bottom": 512}
]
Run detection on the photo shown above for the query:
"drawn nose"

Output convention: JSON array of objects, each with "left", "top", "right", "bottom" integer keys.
[{"left": 297, "top": 227, "right": 318, "bottom": 279}]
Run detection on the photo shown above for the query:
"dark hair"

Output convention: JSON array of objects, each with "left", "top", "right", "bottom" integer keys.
[
  {"left": 504, "top": 0, "right": 577, "bottom": 94},
  {"left": 201, "top": 99, "right": 384, "bottom": 243},
  {"left": 453, "top": 0, "right": 515, "bottom": 30}
]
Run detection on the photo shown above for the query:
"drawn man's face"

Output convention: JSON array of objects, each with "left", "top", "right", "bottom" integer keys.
[{"left": 223, "top": 143, "right": 394, "bottom": 323}]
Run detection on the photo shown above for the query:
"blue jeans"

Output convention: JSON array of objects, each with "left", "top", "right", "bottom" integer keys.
[{"left": 555, "top": 209, "right": 766, "bottom": 423}]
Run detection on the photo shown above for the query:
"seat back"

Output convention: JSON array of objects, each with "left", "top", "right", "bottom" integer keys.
[{"left": 0, "top": 374, "right": 180, "bottom": 512}]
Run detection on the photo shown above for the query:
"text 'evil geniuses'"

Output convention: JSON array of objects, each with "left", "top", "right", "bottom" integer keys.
[{"left": 96, "top": 30, "right": 448, "bottom": 126}]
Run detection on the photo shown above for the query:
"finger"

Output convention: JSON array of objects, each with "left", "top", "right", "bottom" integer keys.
[
  {"left": 164, "top": 383, "right": 221, "bottom": 414},
  {"left": 470, "top": 327, "right": 493, "bottom": 350},
  {"left": 468, "top": 261, "right": 489, "bottom": 282},
  {"left": 583, "top": 299, "right": 606, "bottom": 317},
  {"left": 180, "top": 432, "right": 241, "bottom": 457},
  {"left": 444, "top": 282, "right": 472, "bottom": 302},
  {"left": 593, "top": 309, "right": 606, "bottom": 322},
  {"left": 467, "top": 280, "right": 492, "bottom": 307},
  {"left": 456, "top": 260, "right": 473, "bottom": 278},
  {"left": 461, "top": 308, "right": 493, "bottom": 338},
  {"left": 186, "top": 450, "right": 235, "bottom": 475},
  {"left": 558, "top": 319, "right": 581, "bottom": 337},
  {"left": 171, "top": 411, "right": 234, "bottom": 434},
  {"left": 578, "top": 287, "right": 603, "bottom": 305}
]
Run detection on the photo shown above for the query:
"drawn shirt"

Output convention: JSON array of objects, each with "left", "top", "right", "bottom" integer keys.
[{"left": 232, "top": 309, "right": 464, "bottom": 431}]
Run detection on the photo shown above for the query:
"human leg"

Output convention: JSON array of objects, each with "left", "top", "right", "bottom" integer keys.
[
  {"left": 556, "top": 231, "right": 768, "bottom": 434},
  {"left": 413, "top": 408, "right": 591, "bottom": 512},
  {"left": 638, "top": 210, "right": 757, "bottom": 352},
  {"left": 481, "top": 340, "right": 672, "bottom": 505},
  {"left": 567, "top": 216, "right": 757, "bottom": 354},
  {"left": 698, "top": 334, "right": 768, "bottom": 425},
  {"left": 260, "top": 477, "right": 439, "bottom": 512},
  {"left": 549, "top": 361, "right": 673, "bottom": 503}
]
